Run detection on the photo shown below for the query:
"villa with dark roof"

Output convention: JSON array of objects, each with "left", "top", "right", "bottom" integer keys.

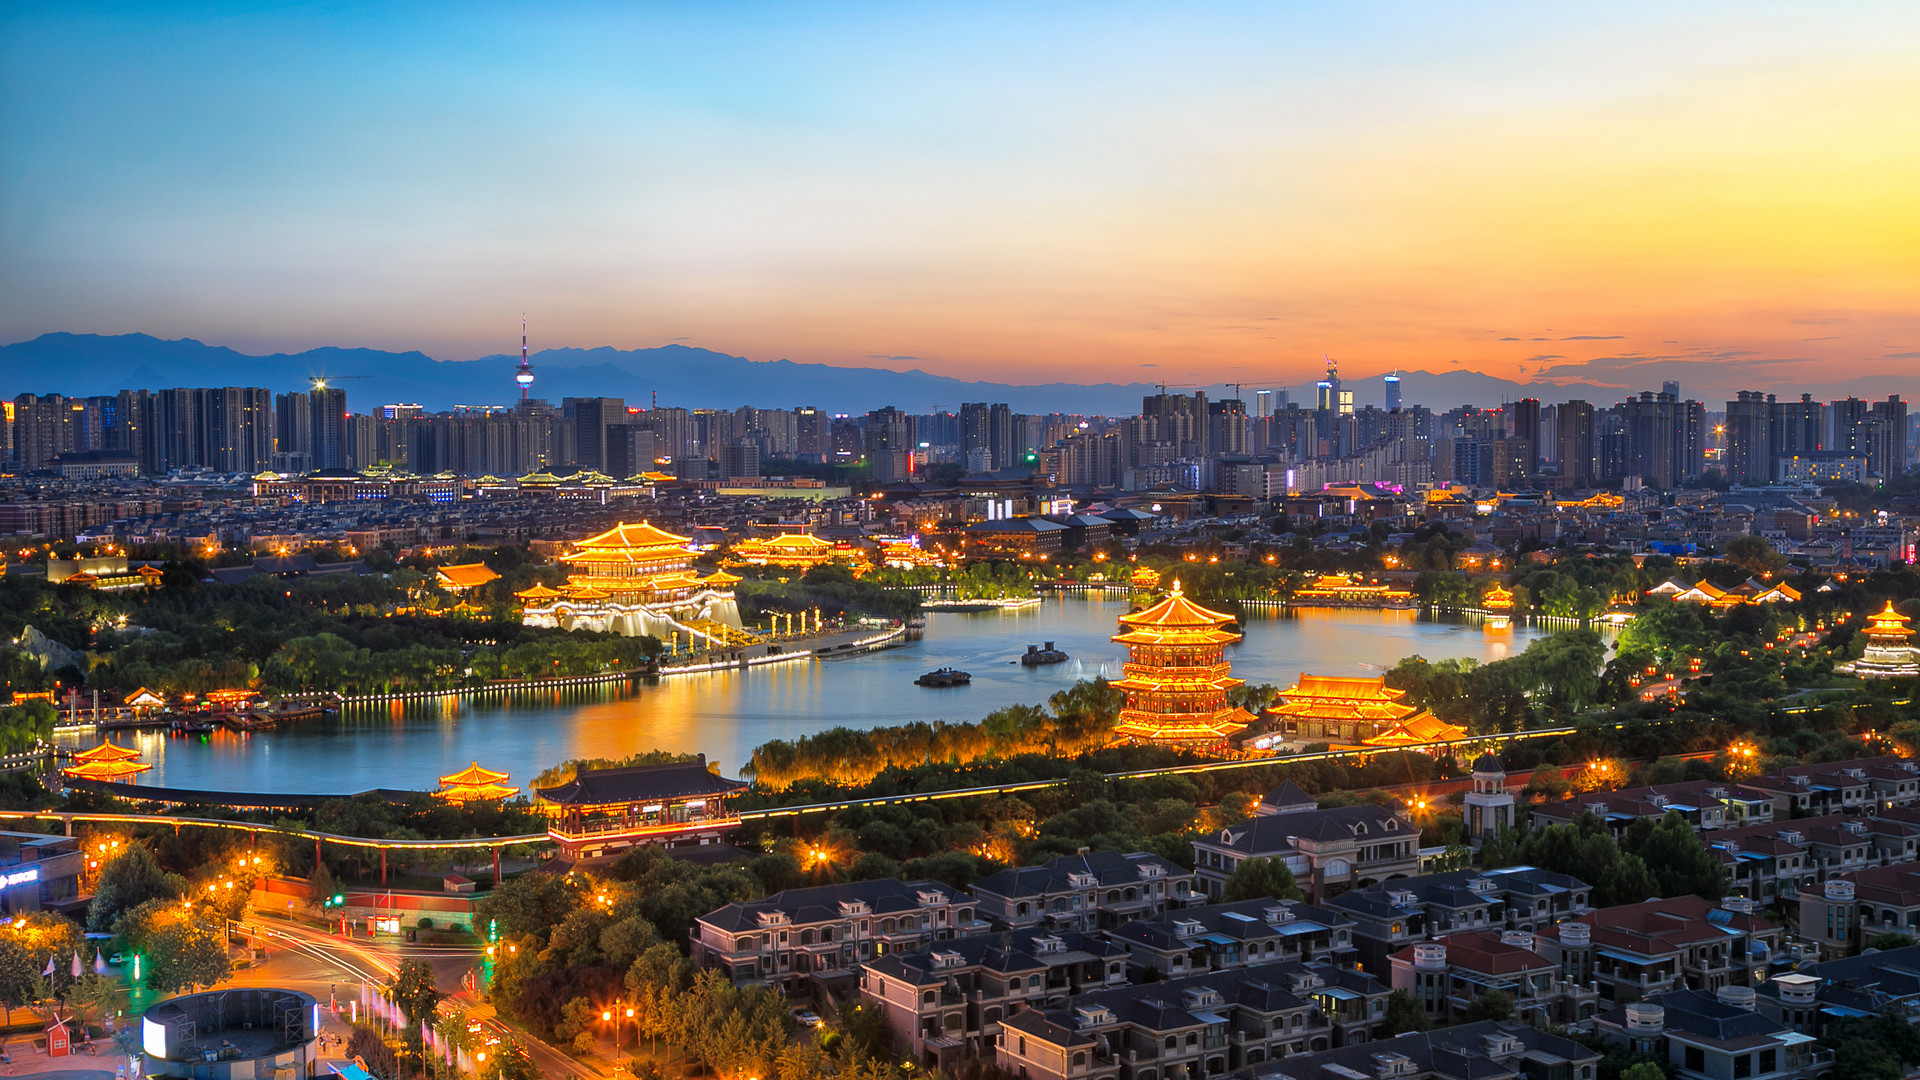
[
  {"left": 1236, "top": 1020, "right": 1600, "bottom": 1080},
  {"left": 1191, "top": 782, "right": 1418, "bottom": 902},
  {"left": 970, "top": 850, "right": 1197, "bottom": 931},
  {"left": 860, "top": 929, "right": 1127, "bottom": 1069},
  {"left": 1594, "top": 989, "right": 1827, "bottom": 1080},
  {"left": 1325, "top": 866, "right": 1590, "bottom": 974},
  {"left": 694, "top": 878, "right": 987, "bottom": 995},
  {"left": 1106, "top": 897, "right": 1356, "bottom": 978},
  {"left": 995, "top": 960, "right": 1390, "bottom": 1080}
]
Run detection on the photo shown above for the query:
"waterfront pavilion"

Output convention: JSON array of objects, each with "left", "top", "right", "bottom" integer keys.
[
  {"left": 535, "top": 754, "right": 749, "bottom": 858},
  {"left": 1268, "top": 674, "right": 1447, "bottom": 747},
  {"left": 435, "top": 762, "right": 520, "bottom": 803},
  {"left": 63, "top": 742, "right": 150, "bottom": 782}
]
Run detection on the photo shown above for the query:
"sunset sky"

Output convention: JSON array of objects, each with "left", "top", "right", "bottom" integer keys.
[{"left": 4, "top": 1, "right": 1918, "bottom": 392}]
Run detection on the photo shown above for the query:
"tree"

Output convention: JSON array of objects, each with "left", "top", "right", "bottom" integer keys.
[
  {"left": 63, "top": 971, "right": 120, "bottom": 1030},
  {"left": 1458, "top": 989, "right": 1514, "bottom": 1023},
  {"left": 481, "top": 1039, "right": 542, "bottom": 1080},
  {"left": 1624, "top": 812, "right": 1729, "bottom": 900},
  {"left": 1723, "top": 536, "right": 1788, "bottom": 578},
  {"left": 115, "top": 899, "right": 232, "bottom": 994},
  {"left": 389, "top": 959, "right": 441, "bottom": 1026},
  {"left": 1619, "top": 1063, "right": 1666, "bottom": 1080},
  {"left": 1382, "top": 990, "right": 1430, "bottom": 1035},
  {"left": 1867, "top": 932, "right": 1916, "bottom": 951},
  {"left": 87, "top": 844, "right": 184, "bottom": 931},
  {"left": 1222, "top": 857, "right": 1303, "bottom": 903}
]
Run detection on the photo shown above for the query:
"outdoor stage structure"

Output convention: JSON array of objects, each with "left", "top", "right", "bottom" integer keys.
[
  {"left": 1109, "top": 580, "right": 1256, "bottom": 745},
  {"left": 515, "top": 521, "right": 753, "bottom": 648}
]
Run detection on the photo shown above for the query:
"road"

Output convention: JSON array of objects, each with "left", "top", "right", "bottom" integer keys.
[{"left": 236, "top": 919, "right": 598, "bottom": 1080}]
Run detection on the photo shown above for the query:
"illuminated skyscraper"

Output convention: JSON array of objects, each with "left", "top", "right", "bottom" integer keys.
[{"left": 1384, "top": 372, "right": 1402, "bottom": 412}]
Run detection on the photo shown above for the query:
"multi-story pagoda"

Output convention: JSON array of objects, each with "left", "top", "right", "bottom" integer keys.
[
  {"left": 1838, "top": 602, "right": 1920, "bottom": 679},
  {"left": 63, "top": 742, "right": 150, "bottom": 783},
  {"left": 1110, "top": 581, "right": 1254, "bottom": 744},
  {"left": 519, "top": 521, "right": 744, "bottom": 642}
]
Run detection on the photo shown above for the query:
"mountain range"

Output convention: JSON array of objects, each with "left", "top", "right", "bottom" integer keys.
[{"left": 2, "top": 333, "right": 1914, "bottom": 415}]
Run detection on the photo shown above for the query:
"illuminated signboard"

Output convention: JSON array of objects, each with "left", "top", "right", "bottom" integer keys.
[
  {"left": 143, "top": 1017, "right": 168, "bottom": 1059},
  {"left": 0, "top": 866, "right": 39, "bottom": 889}
]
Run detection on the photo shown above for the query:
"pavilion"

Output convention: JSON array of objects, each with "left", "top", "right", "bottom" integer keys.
[
  {"left": 63, "top": 742, "right": 151, "bottom": 783},
  {"left": 435, "top": 563, "right": 500, "bottom": 594},
  {"left": 1837, "top": 603, "right": 1920, "bottom": 679},
  {"left": 435, "top": 763, "right": 520, "bottom": 803},
  {"left": 535, "top": 755, "right": 749, "bottom": 858}
]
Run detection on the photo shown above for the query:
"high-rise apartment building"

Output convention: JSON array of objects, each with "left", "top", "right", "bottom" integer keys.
[
  {"left": 793, "top": 407, "right": 827, "bottom": 460},
  {"left": 1207, "top": 397, "right": 1248, "bottom": 456},
  {"left": 1556, "top": 400, "right": 1594, "bottom": 486},
  {"left": 1724, "top": 391, "right": 1774, "bottom": 485},
  {"left": 308, "top": 385, "right": 348, "bottom": 470},
  {"left": 1384, "top": 373, "right": 1403, "bottom": 413},
  {"left": 562, "top": 397, "right": 626, "bottom": 472},
  {"left": 1868, "top": 395, "right": 1909, "bottom": 481}
]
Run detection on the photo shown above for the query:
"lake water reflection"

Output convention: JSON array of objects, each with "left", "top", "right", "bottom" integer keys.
[{"left": 70, "top": 600, "right": 1549, "bottom": 794}]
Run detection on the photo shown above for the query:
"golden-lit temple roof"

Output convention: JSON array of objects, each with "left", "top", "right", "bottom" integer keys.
[
  {"left": 702, "top": 569, "right": 743, "bottom": 586},
  {"left": 436, "top": 563, "right": 501, "bottom": 590},
  {"left": 568, "top": 521, "right": 693, "bottom": 551},
  {"left": 123, "top": 687, "right": 166, "bottom": 708},
  {"left": 1130, "top": 566, "right": 1163, "bottom": 587},
  {"left": 1482, "top": 584, "right": 1515, "bottom": 610},
  {"left": 1269, "top": 674, "right": 1423, "bottom": 723},
  {"left": 738, "top": 533, "right": 835, "bottom": 553},
  {"left": 1119, "top": 580, "right": 1235, "bottom": 629},
  {"left": 1363, "top": 712, "right": 1467, "bottom": 747},
  {"left": 1113, "top": 708, "right": 1254, "bottom": 742},
  {"left": 63, "top": 760, "right": 151, "bottom": 781},
  {"left": 563, "top": 585, "right": 612, "bottom": 601},
  {"left": 513, "top": 583, "right": 563, "bottom": 600},
  {"left": 440, "top": 762, "right": 509, "bottom": 786},
  {"left": 73, "top": 742, "right": 142, "bottom": 763},
  {"left": 437, "top": 782, "right": 521, "bottom": 803},
  {"left": 1867, "top": 602, "right": 1914, "bottom": 639}
]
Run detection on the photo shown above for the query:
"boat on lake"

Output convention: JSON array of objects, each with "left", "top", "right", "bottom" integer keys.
[
  {"left": 915, "top": 667, "right": 972, "bottom": 687},
  {"left": 1020, "top": 641, "right": 1070, "bottom": 666}
]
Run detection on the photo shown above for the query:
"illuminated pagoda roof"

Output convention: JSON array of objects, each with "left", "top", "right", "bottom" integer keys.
[
  {"left": 1866, "top": 602, "right": 1914, "bottom": 640},
  {"left": 1482, "top": 584, "right": 1515, "bottom": 611},
  {"left": 536, "top": 755, "right": 747, "bottom": 810},
  {"left": 1119, "top": 580, "right": 1237, "bottom": 628},
  {"left": 436, "top": 562, "right": 501, "bottom": 592},
  {"left": 702, "top": 569, "right": 743, "bottom": 586},
  {"left": 73, "top": 742, "right": 142, "bottom": 763},
  {"left": 123, "top": 687, "right": 166, "bottom": 709},
  {"left": 1130, "top": 566, "right": 1163, "bottom": 588},
  {"left": 639, "top": 471, "right": 678, "bottom": 482},
  {"left": 518, "top": 471, "right": 565, "bottom": 485},
  {"left": 64, "top": 761, "right": 151, "bottom": 782},
  {"left": 563, "top": 585, "right": 612, "bottom": 601},
  {"left": 440, "top": 762, "right": 509, "bottom": 786},
  {"left": 436, "top": 762, "right": 519, "bottom": 802},
  {"left": 513, "top": 583, "right": 563, "bottom": 600},
  {"left": 569, "top": 521, "right": 693, "bottom": 551}
]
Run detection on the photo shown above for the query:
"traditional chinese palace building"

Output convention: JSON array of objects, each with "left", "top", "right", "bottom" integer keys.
[
  {"left": 1110, "top": 581, "right": 1255, "bottom": 744},
  {"left": 727, "top": 532, "right": 841, "bottom": 570},
  {"left": 516, "top": 521, "right": 746, "bottom": 644},
  {"left": 1268, "top": 674, "right": 1463, "bottom": 748},
  {"left": 535, "top": 756, "right": 749, "bottom": 858},
  {"left": 1289, "top": 573, "right": 1414, "bottom": 608},
  {"left": 1838, "top": 602, "right": 1920, "bottom": 679}
]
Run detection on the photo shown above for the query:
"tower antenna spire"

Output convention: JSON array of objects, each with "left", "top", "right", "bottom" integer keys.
[{"left": 514, "top": 314, "right": 535, "bottom": 403}]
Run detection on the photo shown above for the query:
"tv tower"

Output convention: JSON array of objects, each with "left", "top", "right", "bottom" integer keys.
[{"left": 515, "top": 316, "right": 535, "bottom": 402}]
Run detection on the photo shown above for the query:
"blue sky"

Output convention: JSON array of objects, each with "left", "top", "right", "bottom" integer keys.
[{"left": 5, "top": 2, "right": 1919, "bottom": 389}]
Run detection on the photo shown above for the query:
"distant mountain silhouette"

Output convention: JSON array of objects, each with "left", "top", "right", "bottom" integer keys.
[{"left": 4, "top": 333, "right": 1911, "bottom": 414}]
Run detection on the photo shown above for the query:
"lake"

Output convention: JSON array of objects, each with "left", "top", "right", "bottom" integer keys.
[{"left": 64, "top": 600, "right": 1551, "bottom": 794}]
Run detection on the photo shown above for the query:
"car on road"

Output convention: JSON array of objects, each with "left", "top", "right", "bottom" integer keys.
[{"left": 792, "top": 1011, "right": 822, "bottom": 1028}]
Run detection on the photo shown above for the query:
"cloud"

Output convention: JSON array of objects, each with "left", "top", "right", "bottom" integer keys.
[
  {"left": 1498, "top": 336, "right": 1521, "bottom": 341},
  {"left": 1525, "top": 354, "right": 1566, "bottom": 362},
  {"left": 867, "top": 354, "right": 920, "bottom": 362},
  {"left": 1792, "top": 317, "right": 1853, "bottom": 326},
  {"left": 1139, "top": 363, "right": 1159, "bottom": 367},
  {"left": 1887, "top": 351, "right": 1920, "bottom": 359},
  {"left": 1562, "top": 335, "right": 1624, "bottom": 341},
  {"left": 1531, "top": 337, "right": 1550, "bottom": 341},
  {"left": 1801, "top": 336, "right": 1841, "bottom": 342}
]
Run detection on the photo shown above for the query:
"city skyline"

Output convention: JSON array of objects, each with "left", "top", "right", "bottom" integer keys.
[{"left": 5, "top": 2, "right": 1920, "bottom": 390}]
